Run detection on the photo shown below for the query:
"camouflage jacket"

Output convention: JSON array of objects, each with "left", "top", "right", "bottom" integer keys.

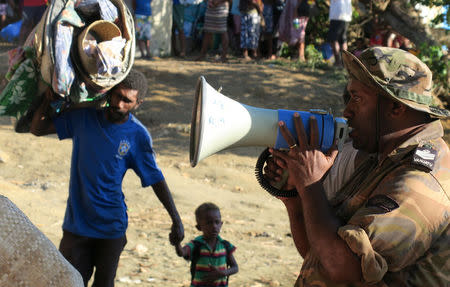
[{"left": 295, "top": 120, "right": 450, "bottom": 287}]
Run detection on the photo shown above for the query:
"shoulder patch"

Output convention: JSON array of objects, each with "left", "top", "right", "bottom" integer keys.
[
  {"left": 412, "top": 144, "right": 437, "bottom": 171},
  {"left": 366, "top": 195, "right": 399, "bottom": 212}
]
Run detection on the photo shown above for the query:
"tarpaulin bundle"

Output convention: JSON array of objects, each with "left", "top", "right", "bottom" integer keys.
[{"left": 0, "top": 0, "right": 135, "bottom": 132}]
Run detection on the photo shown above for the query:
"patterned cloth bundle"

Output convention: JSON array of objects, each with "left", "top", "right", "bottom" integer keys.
[{"left": 0, "top": 0, "right": 135, "bottom": 132}]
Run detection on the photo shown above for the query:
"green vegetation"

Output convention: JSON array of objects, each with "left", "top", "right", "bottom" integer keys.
[
  {"left": 409, "top": 0, "right": 450, "bottom": 27},
  {"left": 304, "top": 44, "right": 324, "bottom": 70},
  {"left": 417, "top": 43, "right": 449, "bottom": 105}
]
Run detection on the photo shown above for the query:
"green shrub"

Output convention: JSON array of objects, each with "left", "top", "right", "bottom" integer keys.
[
  {"left": 417, "top": 44, "right": 449, "bottom": 106},
  {"left": 305, "top": 44, "right": 324, "bottom": 70}
]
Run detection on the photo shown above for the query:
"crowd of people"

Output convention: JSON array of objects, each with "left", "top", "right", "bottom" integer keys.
[
  {"left": 171, "top": 0, "right": 311, "bottom": 62},
  {"left": 0, "top": 0, "right": 420, "bottom": 66},
  {"left": 106, "top": 0, "right": 345, "bottom": 63},
  {"left": 124, "top": 0, "right": 416, "bottom": 65},
  {"left": 125, "top": 0, "right": 285, "bottom": 62}
]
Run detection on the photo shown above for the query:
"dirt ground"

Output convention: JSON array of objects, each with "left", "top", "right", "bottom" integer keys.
[{"left": 0, "top": 49, "right": 449, "bottom": 286}]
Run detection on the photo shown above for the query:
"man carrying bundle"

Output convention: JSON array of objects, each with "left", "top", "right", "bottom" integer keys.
[{"left": 30, "top": 69, "right": 185, "bottom": 287}]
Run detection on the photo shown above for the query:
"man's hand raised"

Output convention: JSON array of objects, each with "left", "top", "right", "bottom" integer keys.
[{"left": 270, "top": 113, "right": 338, "bottom": 193}]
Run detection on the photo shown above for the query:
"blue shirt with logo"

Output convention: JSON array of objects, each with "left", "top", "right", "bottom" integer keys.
[{"left": 54, "top": 108, "right": 164, "bottom": 239}]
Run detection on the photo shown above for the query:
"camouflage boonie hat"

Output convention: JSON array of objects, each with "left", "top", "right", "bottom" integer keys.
[{"left": 342, "top": 47, "right": 450, "bottom": 118}]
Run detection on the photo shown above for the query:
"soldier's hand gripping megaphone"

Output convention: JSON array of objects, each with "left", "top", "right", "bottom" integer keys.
[{"left": 190, "top": 76, "right": 348, "bottom": 197}]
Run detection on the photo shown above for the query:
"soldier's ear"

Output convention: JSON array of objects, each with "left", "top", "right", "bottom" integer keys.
[
  {"left": 381, "top": 96, "right": 406, "bottom": 118},
  {"left": 390, "top": 101, "right": 407, "bottom": 118}
]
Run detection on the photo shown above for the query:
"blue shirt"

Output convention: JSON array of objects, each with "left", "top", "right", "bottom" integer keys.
[
  {"left": 231, "top": 0, "right": 241, "bottom": 15},
  {"left": 135, "top": 0, "right": 152, "bottom": 16},
  {"left": 54, "top": 108, "right": 164, "bottom": 239}
]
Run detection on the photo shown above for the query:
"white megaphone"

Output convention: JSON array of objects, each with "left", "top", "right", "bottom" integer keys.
[{"left": 190, "top": 76, "right": 348, "bottom": 167}]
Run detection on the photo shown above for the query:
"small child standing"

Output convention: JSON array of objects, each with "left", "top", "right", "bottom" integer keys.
[
  {"left": 133, "top": 0, "right": 153, "bottom": 59},
  {"left": 196, "top": 0, "right": 230, "bottom": 62},
  {"left": 176, "top": 202, "right": 238, "bottom": 286}
]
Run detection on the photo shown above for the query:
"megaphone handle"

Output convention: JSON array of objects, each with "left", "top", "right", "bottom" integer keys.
[
  {"left": 255, "top": 148, "right": 298, "bottom": 198},
  {"left": 271, "top": 169, "right": 289, "bottom": 190}
]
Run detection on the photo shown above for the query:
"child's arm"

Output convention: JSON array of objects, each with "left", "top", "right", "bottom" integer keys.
[
  {"left": 225, "top": 252, "right": 239, "bottom": 276},
  {"left": 175, "top": 243, "right": 190, "bottom": 258},
  {"left": 203, "top": 252, "right": 239, "bottom": 283}
]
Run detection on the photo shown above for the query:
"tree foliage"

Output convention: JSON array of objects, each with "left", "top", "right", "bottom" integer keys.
[
  {"left": 305, "top": 0, "right": 330, "bottom": 47},
  {"left": 302, "top": 0, "right": 449, "bottom": 105},
  {"left": 409, "top": 0, "right": 449, "bottom": 27}
]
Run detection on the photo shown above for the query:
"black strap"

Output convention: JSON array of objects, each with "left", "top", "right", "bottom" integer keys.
[
  {"left": 222, "top": 240, "right": 232, "bottom": 285},
  {"left": 190, "top": 240, "right": 202, "bottom": 280}
]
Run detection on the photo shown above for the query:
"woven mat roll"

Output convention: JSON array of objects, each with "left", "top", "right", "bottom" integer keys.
[{"left": 0, "top": 195, "right": 83, "bottom": 287}]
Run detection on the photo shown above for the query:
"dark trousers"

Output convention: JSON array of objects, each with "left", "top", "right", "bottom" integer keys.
[{"left": 59, "top": 230, "right": 127, "bottom": 287}]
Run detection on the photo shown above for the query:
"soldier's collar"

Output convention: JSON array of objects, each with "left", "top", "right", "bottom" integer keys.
[{"left": 382, "top": 120, "right": 443, "bottom": 164}]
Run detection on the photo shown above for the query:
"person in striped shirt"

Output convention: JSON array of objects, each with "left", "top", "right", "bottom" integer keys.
[{"left": 176, "top": 202, "right": 238, "bottom": 286}]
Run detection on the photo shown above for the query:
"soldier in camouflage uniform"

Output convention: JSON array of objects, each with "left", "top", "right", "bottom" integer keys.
[{"left": 266, "top": 47, "right": 450, "bottom": 286}]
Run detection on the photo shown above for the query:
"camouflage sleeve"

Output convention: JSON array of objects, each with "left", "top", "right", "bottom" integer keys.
[
  {"left": 338, "top": 225, "right": 388, "bottom": 283},
  {"left": 337, "top": 166, "right": 449, "bottom": 284}
]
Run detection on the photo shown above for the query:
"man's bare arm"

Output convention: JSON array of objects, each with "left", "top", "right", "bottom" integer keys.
[
  {"left": 280, "top": 196, "right": 310, "bottom": 257},
  {"left": 151, "top": 180, "right": 184, "bottom": 245},
  {"left": 30, "top": 95, "right": 56, "bottom": 136},
  {"left": 299, "top": 182, "right": 362, "bottom": 283}
]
